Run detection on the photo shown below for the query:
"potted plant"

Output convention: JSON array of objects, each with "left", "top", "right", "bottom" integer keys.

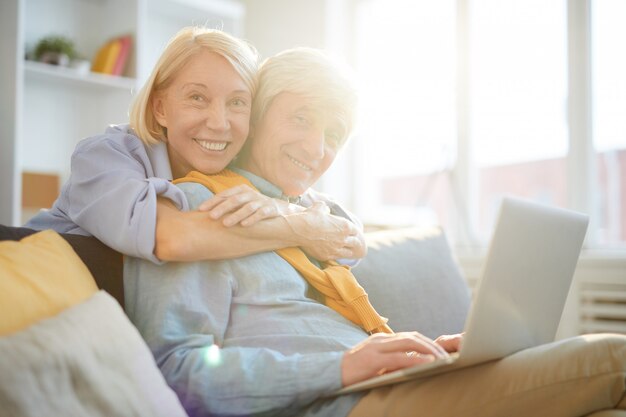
[{"left": 33, "top": 35, "right": 78, "bottom": 67}]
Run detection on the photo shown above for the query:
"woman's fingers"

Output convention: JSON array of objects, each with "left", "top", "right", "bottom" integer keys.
[
  {"left": 221, "top": 201, "right": 267, "bottom": 226},
  {"left": 229, "top": 202, "right": 281, "bottom": 226},
  {"left": 197, "top": 185, "right": 252, "bottom": 212},
  {"left": 195, "top": 185, "right": 289, "bottom": 226},
  {"left": 210, "top": 194, "right": 261, "bottom": 220}
]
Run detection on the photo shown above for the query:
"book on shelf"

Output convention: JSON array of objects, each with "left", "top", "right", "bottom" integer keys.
[
  {"left": 91, "top": 35, "right": 132, "bottom": 76},
  {"left": 111, "top": 35, "right": 131, "bottom": 76}
]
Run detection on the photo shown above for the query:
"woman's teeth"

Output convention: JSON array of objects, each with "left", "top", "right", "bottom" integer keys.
[
  {"left": 288, "top": 155, "right": 311, "bottom": 171},
  {"left": 195, "top": 139, "right": 227, "bottom": 151}
]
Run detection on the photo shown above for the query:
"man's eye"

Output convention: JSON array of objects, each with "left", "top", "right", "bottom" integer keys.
[
  {"left": 325, "top": 131, "right": 343, "bottom": 147},
  {"left": 190, "top": 94, "right": 204, "bottom": 101},
  {"left": 294, "top": 115, "right": 310, "bottom": 125},
  {"left": 230, "top": 98, "right": 248, "bottom": 107}
]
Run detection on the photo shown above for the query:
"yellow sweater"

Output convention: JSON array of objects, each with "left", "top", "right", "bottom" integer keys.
[{"left": 174, "top": 170, "right": 392, "bottom": 334}]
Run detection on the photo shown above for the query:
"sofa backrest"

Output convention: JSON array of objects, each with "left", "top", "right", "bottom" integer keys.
[
  {"left": 0, "top": 225, "right": 124, "bottom": 308},
  {"left": 0, "top": 224, "right": 471, "bottom": 338},
  {"left": 352, "top": 226, "right": 471, "bottom": 339}
]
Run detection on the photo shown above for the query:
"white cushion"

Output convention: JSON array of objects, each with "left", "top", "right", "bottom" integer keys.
[{"left": 0, "top": 291, "right": 188, "bottom": 417}]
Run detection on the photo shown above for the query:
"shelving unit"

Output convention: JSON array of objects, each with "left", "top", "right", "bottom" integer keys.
[{"left": 0, "top": 0, "right": 245, "bottom": 225}]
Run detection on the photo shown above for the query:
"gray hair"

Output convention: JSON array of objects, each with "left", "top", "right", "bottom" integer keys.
[{"left": 251, "top": 47, "right": 358, "bottom": 147}]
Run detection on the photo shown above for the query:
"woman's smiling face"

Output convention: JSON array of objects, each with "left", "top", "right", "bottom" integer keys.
[{"left": 152, "top": 49, "right": 252, "bottom": 179}]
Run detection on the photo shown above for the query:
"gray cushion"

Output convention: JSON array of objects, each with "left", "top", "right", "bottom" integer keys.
[{"left": 353, "top": 227, "right": 470, "bottom": 339}]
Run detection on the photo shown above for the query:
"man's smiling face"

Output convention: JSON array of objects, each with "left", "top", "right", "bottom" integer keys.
[{"left": 242, "top": 92, "right": 345, "bottom": 197}]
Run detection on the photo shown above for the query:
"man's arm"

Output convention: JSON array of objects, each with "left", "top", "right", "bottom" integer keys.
[{"left": 125, "top": 256, "right": 345, "bottom": 416}]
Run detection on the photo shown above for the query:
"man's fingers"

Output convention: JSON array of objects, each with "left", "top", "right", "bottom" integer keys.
[
  {"left": 376, "top": 333, "right": 449, "bottom": 359},
  {"left": 406, "top": 331, "right": 449, "bottom": 358},
  {"left": 435, "top": 333, "right": 464, "bottom": 353},
  {"left": 381, "top": 351, "right": 436, "bottom": 373}
]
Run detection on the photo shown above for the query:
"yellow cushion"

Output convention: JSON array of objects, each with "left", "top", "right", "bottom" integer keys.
[{"left": 0, "top": 230, "right": 98, "bottom": 336}]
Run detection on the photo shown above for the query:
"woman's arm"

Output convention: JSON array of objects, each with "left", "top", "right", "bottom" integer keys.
[
  {"left": 60, "top": 131, "right": 363, "bottom": 263},
  {"left": 155, "top": 194, "right": 364, "bottom": 262},
  {"left": 166, "top": 183, "right": 367, "bottom": 263},
  {"left": 61, "top": 132, "right": 189, "bottom": 263}
]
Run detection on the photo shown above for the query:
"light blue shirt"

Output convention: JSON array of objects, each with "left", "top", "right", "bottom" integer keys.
[
  {"left": 25, "top": 124, "right": 188, "bottom": 263},
  {"left": 124, "top": 171, "right": 368, "bottom": 417}
]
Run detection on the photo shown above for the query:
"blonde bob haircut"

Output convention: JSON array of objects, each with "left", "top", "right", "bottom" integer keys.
[
  {"left": 130, "top": 27, "right": 258, "bottom": 145},
  {"left": 251, "top": 47, "right": 358, "bottom": 148}
]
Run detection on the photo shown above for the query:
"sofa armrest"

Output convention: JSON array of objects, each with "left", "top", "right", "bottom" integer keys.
[{"left": 353, "top": 226, "right": 470, "bottom": 339}]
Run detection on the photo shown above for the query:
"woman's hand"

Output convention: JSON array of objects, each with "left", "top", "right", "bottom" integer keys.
[
  {"left": 341, "top": 332, "right": 450, "bottom": 387},
  {"left": 285, "top": 202, "right": 367, "bottom": 261},
  {"left": 197, "top": 185, "right": 302, "bottom": 227}
]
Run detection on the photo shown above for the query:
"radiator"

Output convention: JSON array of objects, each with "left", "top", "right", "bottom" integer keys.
[{"left": 579, "top": 282, "right": 626, "bottom": 334}]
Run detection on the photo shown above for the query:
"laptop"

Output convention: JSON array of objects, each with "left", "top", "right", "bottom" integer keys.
[{"left": 336, "top": 196, "right": 589, "bottom": 395}]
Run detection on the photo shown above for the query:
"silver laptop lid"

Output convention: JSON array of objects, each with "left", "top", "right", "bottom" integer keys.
[{"left": 459, "top": 197, "right": 589, "bottom": 364}]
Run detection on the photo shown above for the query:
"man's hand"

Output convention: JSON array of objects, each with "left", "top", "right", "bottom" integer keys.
[
  {"left": 197, "top": 185, "right": 301, "bottom": 227},
  {"left": 341, "top": 332, "right": 450, "bottom": 387},
  {"left": 285, "top": 202, "right": 366, "bottom": 261},
  {"left": 435, "top": 333, "right": 464, "bottom": 353}
]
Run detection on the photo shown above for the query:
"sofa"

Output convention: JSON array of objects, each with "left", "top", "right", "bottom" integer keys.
[
  {"left": 4, "top": 225, "right": 625, "bottom": 417},
  {"left": 0, "top": 224, "right": 472, "bottom": 416}
]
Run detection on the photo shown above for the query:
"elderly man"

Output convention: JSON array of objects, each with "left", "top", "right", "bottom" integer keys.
[{"left": 125, "top": 48, "right": 626, "bottom": 417}]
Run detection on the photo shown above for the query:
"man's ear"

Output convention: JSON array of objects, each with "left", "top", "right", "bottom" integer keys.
[{"left": 151, "top": 94, "right": 168, "bottom": 128}]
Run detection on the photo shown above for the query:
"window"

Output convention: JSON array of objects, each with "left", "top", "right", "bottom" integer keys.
[
  {"left": 354, "top": 0, "right": 457, "bottom": 229},
  {"left": 470, "top": 0, "right": 568, "bottom": 240},
  {"left": 592, "top": 0, "right": 626, "bottom": 247},
  {"left": 352, "top": 0, "right": 626, "bottom": 251}
]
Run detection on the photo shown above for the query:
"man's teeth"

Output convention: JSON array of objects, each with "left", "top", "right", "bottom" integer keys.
[
  {"left": 288, "top": 155, "right": 311, "bottom": 171},
  {"left": 195, "top": 139, "right": 227, "bottom": 151}
]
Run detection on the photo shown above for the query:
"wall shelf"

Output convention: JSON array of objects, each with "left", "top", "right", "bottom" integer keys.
[{"left": 24, "top": 60, "right": 136, "bottom": 91}]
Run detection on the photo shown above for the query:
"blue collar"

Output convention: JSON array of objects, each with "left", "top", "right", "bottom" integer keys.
[{"left": 229, "top": 167, "right": 301, "bottom": 203}]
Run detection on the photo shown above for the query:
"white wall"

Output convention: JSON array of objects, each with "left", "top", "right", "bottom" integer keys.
[
  {"left": 242, "top": 0, "right": 327, "bottom": 59},
  {"left": 0, "top": 0, "right": 22, "bottom": 225}
]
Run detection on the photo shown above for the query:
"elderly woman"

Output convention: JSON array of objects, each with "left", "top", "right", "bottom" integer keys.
[{"left": 25, "top": 27, "right": 364, "bottom": 264}]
